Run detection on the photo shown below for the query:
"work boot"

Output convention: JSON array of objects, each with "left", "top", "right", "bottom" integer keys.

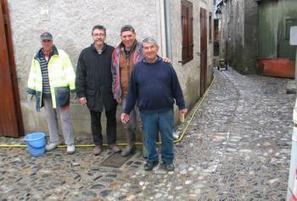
[
  {"left": 121, "top": 145, "right": 136, "bottom": 157},
  {"left": 144, "top": 160, "right": 159, "bottom": 171},
  {"left": 160, "top": 162, "right": 175, "bottom": 172},
  {"left": 93, "top": 145, "right": 102, "bottom": 156},
  {"left": 109, "top": 144, "right": 121, "bottom": 153},
  {"left": 45, "top": 142, "right": 59, "bottom": 152}
]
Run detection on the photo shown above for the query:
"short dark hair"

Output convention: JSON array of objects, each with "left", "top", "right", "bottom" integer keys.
[
  {"left": 120, "top": 25, "right": 135, "bottom": 34},
  {"left": 92, "top": 25, "right": 106, "bottom": 35}
]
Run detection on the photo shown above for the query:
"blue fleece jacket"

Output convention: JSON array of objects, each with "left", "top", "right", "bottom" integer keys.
[{"left": 124, "top": 57, "right": 185, "bottom": 114}]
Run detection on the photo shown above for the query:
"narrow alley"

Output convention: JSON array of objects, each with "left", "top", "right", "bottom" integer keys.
[{"left": 0, "top": 68, "right": 295, "bottom": 200}]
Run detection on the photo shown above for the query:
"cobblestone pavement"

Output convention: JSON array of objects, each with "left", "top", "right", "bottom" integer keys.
[{"left": 0, "top": 68, "right": 295, "bottom": 201}]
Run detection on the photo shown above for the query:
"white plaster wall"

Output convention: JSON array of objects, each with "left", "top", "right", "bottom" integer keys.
[
  {"left": 8, "top": 0, "right": 159, "bottom": 135},
  {"left": 7, "top": 0, "right": 213, "bottom": 138},
  {"left": 170, "top": 0, "right": 214, "bottom": 110}
]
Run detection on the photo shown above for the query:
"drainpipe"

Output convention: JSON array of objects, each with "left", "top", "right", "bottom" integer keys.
[{"left": 164, "top": 0, "right": 172, "bottom": 59}]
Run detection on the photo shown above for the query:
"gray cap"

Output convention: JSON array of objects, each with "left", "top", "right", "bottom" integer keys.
[{"left": 40, "top": 32, "right": 53, "bottom": 40}]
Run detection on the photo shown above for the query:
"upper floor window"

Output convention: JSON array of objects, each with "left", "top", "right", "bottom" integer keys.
[
  {"left": 181, "top": 0, "right": 193, "bottom": 64},
  {"left": 209, "top": 12, "right": 213, "bottom": 43}
]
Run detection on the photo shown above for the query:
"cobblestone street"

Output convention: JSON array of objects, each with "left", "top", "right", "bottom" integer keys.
[{"left": 0, "top": 68, "right": 295, "bottom": 201}]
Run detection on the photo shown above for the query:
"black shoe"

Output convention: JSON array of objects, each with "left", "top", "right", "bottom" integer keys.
[
  {"left": 161, "top": 162, "right": 175, "bottom": 172},
  {"left": 144, "top": 160, "right": 159, "bottom": 171}
]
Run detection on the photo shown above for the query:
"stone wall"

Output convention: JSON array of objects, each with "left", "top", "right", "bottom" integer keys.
[
  {"left": 243, "top": 0, "right": 258, "bottom": 73},
  {"left": 8, "top": 0, "right": 159, "bottom": 139},
  {"left": 219, "top": 0, "right": 258, "bottom": 73}
]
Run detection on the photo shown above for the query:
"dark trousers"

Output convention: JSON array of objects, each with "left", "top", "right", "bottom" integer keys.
[{"left": 90, "top": 108, "right": 117, "bottom": 146}]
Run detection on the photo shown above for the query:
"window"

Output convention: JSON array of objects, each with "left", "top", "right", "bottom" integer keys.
[
  {"left": 285, "top": 17, "right": 297, "bottom": 40},
  {"left": 181, "top": 0, "right": 193, "bottom": 64},
  {"left": 214, "top": 19, "right": 219, "bottom": 56},
  {"left": 209, "top": 12, "right": 212, "bottom": 43}
]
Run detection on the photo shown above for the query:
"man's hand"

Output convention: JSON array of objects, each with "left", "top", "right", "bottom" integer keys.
[
  {"left": 78, "top": 97, "right": 87, "bottom": 105},
  {"left": 179, "top": 108, "right": 188, "bottom": 122},
  {"left": 162, "top": 57, "right": 171, "bottom": 63},
  {"left": 116, "top": 97, "right": 122, "bottom": 104},
  {"left": 180, "top": 108, "right": 188, "bottom": 115},
  {"left": 121, "top": 113, "right": 130, "bottom": 124}
]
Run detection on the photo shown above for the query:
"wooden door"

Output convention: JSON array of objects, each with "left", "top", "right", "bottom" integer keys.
[
  {"left": 0, "top": 0, "right": 24, "bottom": 137},
  {"left": 200, "top": 8, "right": 207, "bottom": 97}
]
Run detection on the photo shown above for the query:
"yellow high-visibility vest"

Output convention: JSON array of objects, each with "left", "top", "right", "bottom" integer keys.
[{"left": 27, "top": 48, "right": 75, "bottom": 109}]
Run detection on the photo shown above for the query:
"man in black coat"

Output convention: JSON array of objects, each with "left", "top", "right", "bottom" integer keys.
[{"left": 76, "top": 25, "right": 120, "bottom": 155}]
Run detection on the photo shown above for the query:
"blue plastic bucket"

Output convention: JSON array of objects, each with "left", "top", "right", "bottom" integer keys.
[{"left": 24, "top": 132, "right": 46, "bottom": 157}]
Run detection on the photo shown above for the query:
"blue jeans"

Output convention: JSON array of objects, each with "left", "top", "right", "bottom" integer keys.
[{"left": 140, "top": 109, "right": 174, "bottom": 164}]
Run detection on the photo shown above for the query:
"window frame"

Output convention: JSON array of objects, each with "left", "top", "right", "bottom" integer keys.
[
  {"left": 209, "top": 12, "right": 213, "bottom": 43},
  {"left": 181, "top": 0, "right": 193, "bottom": 65}
]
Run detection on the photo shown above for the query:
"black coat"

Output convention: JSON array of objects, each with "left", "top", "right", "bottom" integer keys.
[{"left": 76, "top": 43, "right": 117, "bottom": 112}]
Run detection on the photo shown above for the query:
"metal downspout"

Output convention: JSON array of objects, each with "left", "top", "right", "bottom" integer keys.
[{"left": 164, "top": 0, "right": 172, "bottom": 59}]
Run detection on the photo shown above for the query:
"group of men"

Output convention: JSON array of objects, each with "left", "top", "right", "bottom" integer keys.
[{"left": 27, "top": 25, "right": 187, "bottom": 171}]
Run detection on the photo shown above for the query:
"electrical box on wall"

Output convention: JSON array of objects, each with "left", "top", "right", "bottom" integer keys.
[{"left": 290, "top": 26, "right": 297, "bottom": 46}]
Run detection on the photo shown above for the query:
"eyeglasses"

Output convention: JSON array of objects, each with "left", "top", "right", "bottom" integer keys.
[
  {"left": 92, "top": 33, "right": 105, "bottom": 37},
  {"left": 42, "top": 40, "right": 52, "bottom": 43}
]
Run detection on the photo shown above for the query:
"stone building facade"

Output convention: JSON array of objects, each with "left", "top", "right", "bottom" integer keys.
[
  {"left": 0, "top": 0, "right": 214, "bottom": 138},
  {"left": 218, "top": 0, "right": 258, "bottom": 74},
  {"left": 218, "top": 0, "right": 297, "bottom": 74}
]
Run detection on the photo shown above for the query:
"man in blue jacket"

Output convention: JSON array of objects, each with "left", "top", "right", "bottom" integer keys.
[{"left": 121, "top": 37, "right": 188, "bottom": 171}]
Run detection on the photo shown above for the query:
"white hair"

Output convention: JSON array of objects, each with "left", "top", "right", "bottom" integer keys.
[{"left": 142, "top": 37, "right": 159, "bottom": 48}]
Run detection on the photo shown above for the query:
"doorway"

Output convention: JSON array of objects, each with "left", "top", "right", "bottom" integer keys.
[
  {"left": 200, "top": 8, "right": 208, "bottom": 97},
  {"left": 0, "top": 0, "right": 24, "bottom": 137}
]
